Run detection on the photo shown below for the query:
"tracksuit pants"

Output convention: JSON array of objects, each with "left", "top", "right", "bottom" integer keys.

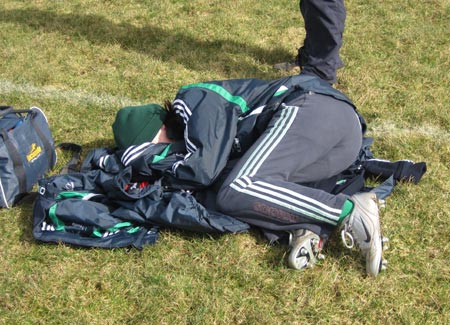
[
  {"left": 216, "top": 92, "right": 361, "bottom": 232},
  {"left": 297, "top": 0, "right": 346, "bottom": 84}
]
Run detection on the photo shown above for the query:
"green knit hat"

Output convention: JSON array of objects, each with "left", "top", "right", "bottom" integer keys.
[{"left": 112, "top": 104, "right": 167, "bottom": 149}]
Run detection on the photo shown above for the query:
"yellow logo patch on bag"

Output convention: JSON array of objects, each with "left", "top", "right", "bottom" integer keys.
[{"left": 27, "top": 143, "right": 42, "bottom": 162}]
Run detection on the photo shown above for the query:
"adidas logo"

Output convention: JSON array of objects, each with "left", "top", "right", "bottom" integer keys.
[
  {"left": 41, "top": 221, "right": 56, "bottom": 231},
  {"left": 41, "top": 221, "right": 122, "bottom": 238}
]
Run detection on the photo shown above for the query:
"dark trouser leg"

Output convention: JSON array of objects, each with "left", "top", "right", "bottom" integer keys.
[
  {"left": 216, "top": 93, "right": 361, "bottom": 232},
  {"left": 297, "top": 0, "right": 346, "bottom": 84}
]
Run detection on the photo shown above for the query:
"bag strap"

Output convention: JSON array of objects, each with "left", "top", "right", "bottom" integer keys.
[
  {"left": 0, "top": 106, "right": 14, "bottom": 117},
  {"left": 0, "top": 106, "right": 33, "bottom": 117},
  {"left": 28, "top": 110, "right": 57, "bottom": 169},
  {"left": 56, "top": 143, "right": 83, "bottom": 174},
  {"left": 0, "top": 129, "right": 27, "bottom": 194},
  {"left": 265, "top": 85, "right": 304, "bottom": 112}
]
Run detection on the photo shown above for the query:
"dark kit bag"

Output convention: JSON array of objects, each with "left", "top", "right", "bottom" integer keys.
[{"left": 0, "top": 106, "right": 56, "bottom": 207}]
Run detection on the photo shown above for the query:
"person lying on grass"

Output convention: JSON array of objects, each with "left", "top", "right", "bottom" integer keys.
[{"left": 112, "top": 72, "right": 387, "bottom": 276}]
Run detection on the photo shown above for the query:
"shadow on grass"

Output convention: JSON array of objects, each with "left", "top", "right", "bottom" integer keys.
[
  {"left": 1, "top": 8, "right": 292, "bottom": 77},
  {"left": 15, "top": 194, "right": 37, "bottom": 244}
]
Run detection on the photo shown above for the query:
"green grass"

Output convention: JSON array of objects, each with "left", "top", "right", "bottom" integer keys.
[{"left": 1, "top": 0, "right": 449, "bottom": 323}]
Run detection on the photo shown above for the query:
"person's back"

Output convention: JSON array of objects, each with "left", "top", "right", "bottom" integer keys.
[{"left": 163, "top": 74, "right": 359, "bottom": 189}]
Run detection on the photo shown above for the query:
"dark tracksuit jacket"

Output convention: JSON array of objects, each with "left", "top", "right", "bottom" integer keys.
[
  {"left": 33, "top": 143, "right": 250, "bottom": 249},
  {"left": 162, "top": 74, "right": 365, "bottom": 232}
]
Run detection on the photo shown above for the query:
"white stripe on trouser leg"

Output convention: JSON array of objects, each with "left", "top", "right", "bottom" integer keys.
[
  {"left": 236, "top": 105, "right": 298, "bottom": 179},
  {"left": 229, "top": 105, "right": 341, "bottom": 226},
  {"left": 253, "top": 181, "right": 341, "bottom": 218},
  {"left": 230, "top": 181, "right": 338, "bottom": 225}
]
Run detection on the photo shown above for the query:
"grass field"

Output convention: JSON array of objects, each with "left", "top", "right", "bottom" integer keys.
[{"left": 1, "top": 0, "right": 449, "bottom": 324}]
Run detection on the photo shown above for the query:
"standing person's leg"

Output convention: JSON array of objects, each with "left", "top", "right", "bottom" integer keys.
[
  {"left": 298, "top": 0, "right": 346, "bottom": 83},
  {"left": 274, "top": 0, "right": 346, "bottom": 84}
]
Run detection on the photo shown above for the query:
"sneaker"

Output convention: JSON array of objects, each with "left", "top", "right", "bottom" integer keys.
[
  {"left": 288, "top": 229, "right": 324, "bottom": 270},
  {"left": 340, "top": 192, "right": 385, "bottom": 276}
]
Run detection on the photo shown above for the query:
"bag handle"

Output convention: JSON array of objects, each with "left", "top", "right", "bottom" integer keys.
[
  {"left": 0, "top": 106, "right": 14, "bottom": 117},
  {"left": 0, "top": 106, "right": 33, "bottom": 118},
  {"left": 28, "top": 109, "right": 57, "bottom": 169},
  {"left": 0, "top": 129, "right": 27, "bottom": 194}
]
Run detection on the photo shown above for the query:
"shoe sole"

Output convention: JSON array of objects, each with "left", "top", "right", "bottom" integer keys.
[
  {"left": 353, "top": 193, "right": 383, "bottom": 276},
  {"left": 288, "top": 232, "right": 322, "bottom": 270}
]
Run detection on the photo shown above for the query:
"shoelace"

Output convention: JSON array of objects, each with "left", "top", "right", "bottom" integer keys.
[{"left": 341, "top": 223, "right": 355, "bottom": 249}]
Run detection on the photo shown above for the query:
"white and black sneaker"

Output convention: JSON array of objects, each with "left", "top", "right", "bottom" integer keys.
[
  {"left": 288, "top": 229, "right": 325, "bottom": 270},
  {"left": 340, "top": 192, "right": 387, "bottom": 276}
]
